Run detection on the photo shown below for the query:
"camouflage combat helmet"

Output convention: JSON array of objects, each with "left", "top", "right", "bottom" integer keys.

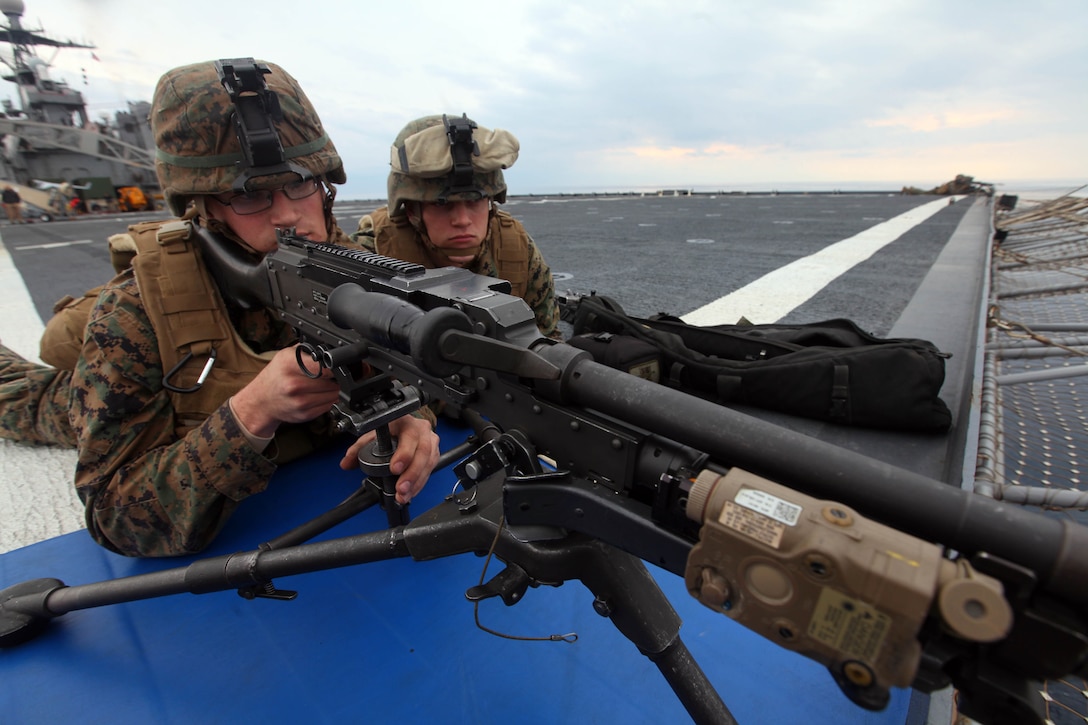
[
  {"left": 153, "top": 58, "right": 346, "bottom": 216},
  {"left": 387, "top": 114, "right": 519, "bottom": 218}
]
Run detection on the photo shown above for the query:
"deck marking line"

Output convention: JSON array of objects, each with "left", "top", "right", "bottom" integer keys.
[
  {"left": 681, "top": 197, "right": 958, "bottom": 325},
  {"left": 0, "top": 230, "right": 84, "bottom": 553},
  {"left": 14, "top": 239, "right": 94, "bottom": 251},
  {"left": 0, "top": 230, "right": 46, "bottom": 360}
]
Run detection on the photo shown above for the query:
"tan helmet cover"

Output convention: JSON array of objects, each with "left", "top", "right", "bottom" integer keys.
[
  {"left": 386, "top": 114, "right": 518, "bottom": 217},
  {"left": 392, "top": 123, "right": 519, "bottom": 178}
]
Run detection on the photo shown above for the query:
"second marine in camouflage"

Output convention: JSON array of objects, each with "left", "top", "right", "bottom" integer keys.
[{"left": 353, "top": 114, "right": 561, "bottom": 339}]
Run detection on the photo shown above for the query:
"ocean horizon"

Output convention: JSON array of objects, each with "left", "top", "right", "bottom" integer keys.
[{"left": 340, "top": 178, "right": 1085, "bottom": 204}]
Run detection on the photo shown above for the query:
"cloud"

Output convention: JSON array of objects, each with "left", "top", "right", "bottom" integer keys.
[
  {"left": 617, "top": 146, "right": 700, "bottom": 161},
  {"left": 602, "top": 142, "right": 776, "bottom": 163},
  {"left": 865, "top": 108, "right": 1021, "bottom": 133},
  {"left": 12, "top": 0, "right": 1088, "bottom": 198}
]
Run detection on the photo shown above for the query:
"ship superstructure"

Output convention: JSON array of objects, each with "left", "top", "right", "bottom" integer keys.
[{"left": 0, "top": 0, "right": 157, "bottom": 213}]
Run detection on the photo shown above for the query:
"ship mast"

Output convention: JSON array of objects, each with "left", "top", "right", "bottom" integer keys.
[
  {"left": 0, "top": 0, "right": 156, "bottom": 193},
  {"left": 0, "top": 0, "right": 93, "bottom": 125}
]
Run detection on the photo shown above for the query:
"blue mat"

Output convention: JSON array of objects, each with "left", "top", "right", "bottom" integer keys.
[{"left": 0, "top": 421, "right": 914, "bottom": 724}]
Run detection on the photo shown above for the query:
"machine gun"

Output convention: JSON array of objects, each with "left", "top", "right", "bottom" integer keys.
[{"left": 2, "top": 228, "right": 1087, "bottom": 725}]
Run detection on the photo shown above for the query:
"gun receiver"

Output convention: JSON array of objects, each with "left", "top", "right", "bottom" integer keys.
[{"left": 3, "top": 227, "right": 1086, "bottom": 725}]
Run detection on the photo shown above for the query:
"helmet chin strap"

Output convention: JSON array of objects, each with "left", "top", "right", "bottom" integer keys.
[
  {"left": 320, "top": 179, "right": 338, "bottom": 240},
  {"left": 192, "top": 197, "right": 261, "bottom": 256}
]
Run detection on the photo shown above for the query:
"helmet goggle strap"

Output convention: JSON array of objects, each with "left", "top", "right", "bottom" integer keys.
[
  {"left": 215, "top": 58, "right": 312, "bottom": 193},
  {"left": 438, "top": 113, "right": 482, "bottom": 203}
]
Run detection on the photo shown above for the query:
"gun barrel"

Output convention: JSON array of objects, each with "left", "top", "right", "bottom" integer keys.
[
  {"left": 255, "top": 227, "right": 1087, "bottom": 615},
  {"left": 541, "top": 346, "right": 1088, "bottom": 611}
]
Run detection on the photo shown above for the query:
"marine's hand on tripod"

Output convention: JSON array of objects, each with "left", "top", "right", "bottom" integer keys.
[{"left": 340, "top": 414, "right": 439, "bottom": 505}]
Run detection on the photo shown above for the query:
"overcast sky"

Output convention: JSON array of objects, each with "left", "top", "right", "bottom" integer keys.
[{"left": 7, "top": 0, "right": 1087, "bottom": 200}]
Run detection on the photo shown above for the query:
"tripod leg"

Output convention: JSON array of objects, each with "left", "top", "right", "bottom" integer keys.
[
  {"left": 578, "top": 543, "right": 738, "bottom": 725},
  {"left": 0, "top": 528, "right": 411, "bottom": 646}
]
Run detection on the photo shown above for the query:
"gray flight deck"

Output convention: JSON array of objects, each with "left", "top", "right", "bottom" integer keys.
[{"left": 7, "top": 191, "right": 1070, "bottom": 725}]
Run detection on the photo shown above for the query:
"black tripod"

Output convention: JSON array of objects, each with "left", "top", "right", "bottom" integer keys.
[{"left": 1, "top": 420, "right": 737, "bottom": 725}]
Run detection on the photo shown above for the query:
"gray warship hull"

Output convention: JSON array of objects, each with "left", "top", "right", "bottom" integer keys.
[{"left": 0, "top": 0, "right": 157, "bottom": 215}]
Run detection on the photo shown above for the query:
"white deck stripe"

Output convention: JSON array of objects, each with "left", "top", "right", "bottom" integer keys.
[
  {"left": 681, "top": 197, "right": 958, "bottom": 325},
  {"left": 0, "top": 229, "right": 83, "bottom": 554},
  {"left": 14, "top": 239, "right": 94, "bottom": 251},
  {"left": 0, "top": 230, "right": 46, "bottom": 361}
]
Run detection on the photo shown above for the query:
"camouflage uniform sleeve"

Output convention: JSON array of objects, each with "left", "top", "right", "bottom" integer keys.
[
  {"left": 522, "top": 237, "right": 562, "bottom": 339},
  {"left": 69, "top": 274, "right": 276, "bottom": 557},
  {"left": 349, "top": 213, "right": 379, "bottom": 253},
  {"left": 0, "top": 344, "right": 76, "bottom": 446}
]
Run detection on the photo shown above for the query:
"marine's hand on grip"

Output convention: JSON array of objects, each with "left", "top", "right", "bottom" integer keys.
[{"left": 230, "top": 346, "right": 340, "bottom": 438}]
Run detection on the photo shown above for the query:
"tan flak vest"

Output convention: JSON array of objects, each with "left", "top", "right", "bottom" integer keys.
[
  {"left": 41, "top": 219, "right": 324, "bottom": 457},
  {"left": 369, "top": 207, "right": 531, "bottom": 297},
  {"left": 127, "top": 219, "right": 275, "bottom": 438}
]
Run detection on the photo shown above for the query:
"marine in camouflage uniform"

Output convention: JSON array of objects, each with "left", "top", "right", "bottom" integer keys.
[
  {"left": 1, "top": 59, "right": 438, "bottom": 557},
  {"left": 352, "top": 114, "right": 561, "bottom": 339},
  {"left": 0, "top": 234, "right": 140, "bottom": 446}
]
